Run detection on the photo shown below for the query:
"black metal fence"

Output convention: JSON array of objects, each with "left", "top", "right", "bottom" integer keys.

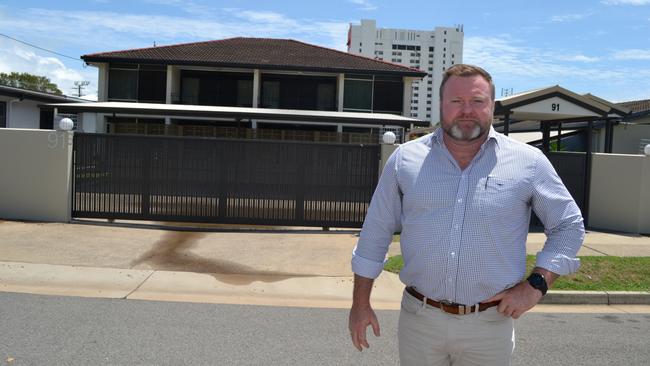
[
  {"left": 547, "top": 152, "right": 587, "bottom": 212},
  {"left": 72, "top": 133, "right": 380, "bottom": 228},
  {"left": 531, "top": 152, "right": 588, "bottom": 227}
]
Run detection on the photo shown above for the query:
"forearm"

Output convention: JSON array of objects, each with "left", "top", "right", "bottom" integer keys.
[{"left": 352, "top": 274, "right": 375, "bottom": 308}]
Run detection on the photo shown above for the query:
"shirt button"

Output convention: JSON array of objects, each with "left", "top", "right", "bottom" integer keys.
[
  {"left": 457, "top": 198, "right": 463, "bottom": 203},
  {"left": 450, "top": 252, "right": 456, "bottom": 258}
]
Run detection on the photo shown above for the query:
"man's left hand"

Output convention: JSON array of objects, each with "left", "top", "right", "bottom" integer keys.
[{"left": 484, "top": 281, "right": 543, "bottom": 319}]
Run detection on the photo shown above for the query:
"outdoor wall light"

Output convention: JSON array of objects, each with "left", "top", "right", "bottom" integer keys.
[
  {"left": 58, "top": 118, "right": 74, "bottom": 131},
  {"left": 382, "top": 131, "right": 397, "bottom": 144},
  {"left": 644, "top": 144, "right": 650, "bottom": 156}
]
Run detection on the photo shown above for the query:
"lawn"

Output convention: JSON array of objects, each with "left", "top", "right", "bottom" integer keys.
[{"left": 383, "top": 255, "right": 650, "bottom": 291}]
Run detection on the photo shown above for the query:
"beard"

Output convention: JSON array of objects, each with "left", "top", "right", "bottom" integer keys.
[{"left": 442, "top": 119, "right": 488, "bottom": 142}]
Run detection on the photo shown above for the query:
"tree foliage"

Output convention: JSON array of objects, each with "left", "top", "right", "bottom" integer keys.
[{"left": 0, "top": 72, "right": 62, "bottom": 95}]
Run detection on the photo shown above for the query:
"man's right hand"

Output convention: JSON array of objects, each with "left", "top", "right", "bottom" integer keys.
[{"left": 348, "top": 303, "right": 380, "bottom": 351}]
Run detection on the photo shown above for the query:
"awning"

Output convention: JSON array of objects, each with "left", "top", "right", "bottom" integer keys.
[{"left": 44, "top": 101, "right": 429, "bottom": 128}]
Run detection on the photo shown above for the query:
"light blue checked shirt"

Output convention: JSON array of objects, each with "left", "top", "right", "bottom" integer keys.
[{"left": 352, "top": 127, "right": 584, "bottom": 305}]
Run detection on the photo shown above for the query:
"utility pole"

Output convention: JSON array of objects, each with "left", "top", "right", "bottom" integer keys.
[{"left": 71, "top": 81, "right": 90, "bottom": 97}]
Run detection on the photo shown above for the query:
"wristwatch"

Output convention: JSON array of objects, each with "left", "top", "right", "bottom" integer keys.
[{"left": 527, "top": 273, "right": 548, "bottom": 296}]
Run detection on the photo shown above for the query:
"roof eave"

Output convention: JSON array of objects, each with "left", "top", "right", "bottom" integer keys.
[{"left": 81, "top": 56, "right": 427, "bottom": 77}]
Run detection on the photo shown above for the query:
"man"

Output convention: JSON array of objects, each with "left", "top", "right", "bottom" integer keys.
[{"left": 348, "top": 64, "right": 584, "bottom": 365}]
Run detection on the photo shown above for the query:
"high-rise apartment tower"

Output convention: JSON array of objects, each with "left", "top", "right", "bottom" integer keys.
[{"left": 348, "top": 19, "right": 463, "bottom": 125}]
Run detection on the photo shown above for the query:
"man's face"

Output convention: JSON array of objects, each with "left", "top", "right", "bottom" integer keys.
[{"left": 439, "top": 75, "right": 494, "bottom": 142}]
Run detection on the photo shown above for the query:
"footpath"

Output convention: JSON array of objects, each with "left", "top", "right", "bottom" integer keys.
[{"left": 1, "top": 219, "right": 649, "bottom": 312}]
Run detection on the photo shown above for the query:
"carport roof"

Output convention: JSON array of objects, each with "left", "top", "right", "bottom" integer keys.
[
  {"left": 492, "top": 85, "right": 629, "bottom": 133},
  {"left": 45, "top": 101, "right": 428, "bottom": 128}
]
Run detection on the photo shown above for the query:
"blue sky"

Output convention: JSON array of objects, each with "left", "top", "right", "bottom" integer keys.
[{"left": 0, "top": 0, "right": 648, "bottom": 102}]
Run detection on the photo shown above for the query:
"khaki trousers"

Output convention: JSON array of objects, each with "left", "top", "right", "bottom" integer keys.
[{"left": 398, "top": 289, "right": 515, "bottom": 366}]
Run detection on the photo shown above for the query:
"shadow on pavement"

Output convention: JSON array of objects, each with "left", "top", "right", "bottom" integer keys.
[{"left": 130, "top": 231, "right": 316, "bottom": 284}]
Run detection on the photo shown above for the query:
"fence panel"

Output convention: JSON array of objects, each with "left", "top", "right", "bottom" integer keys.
[{"left": 72, "top": 133, "right": 379, "bottom": 228}]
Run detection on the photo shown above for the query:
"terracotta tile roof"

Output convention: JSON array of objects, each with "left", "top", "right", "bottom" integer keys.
[
  {"left": 82, "top": 37, "right": 426, "bottom": 77},
  {"left": 618, "top": 99, "right": 650, "bottom": 113}
]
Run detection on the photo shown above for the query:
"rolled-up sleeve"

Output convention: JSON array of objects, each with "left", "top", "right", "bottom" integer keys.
[
  {"left": 351, "top": 148, "right": 403, "bottom": 279},
  {"left": 531, "top": 153, "right": 585, "bottom": 275}
]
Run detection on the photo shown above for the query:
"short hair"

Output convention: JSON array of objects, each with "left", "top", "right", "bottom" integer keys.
[{"left": 439, "top": 64, "right": 495, "bottom": 101}]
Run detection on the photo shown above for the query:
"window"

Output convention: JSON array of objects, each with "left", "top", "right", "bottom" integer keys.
[
  {"left": 180, "top": 70, "right": 253, "bottom": 107},
  {"left": 317, "top": 83, "right": 336, "bottom": 111},
  {"left": 413, "top": 93, "right": 419, "bottom": 97},
  {"left": 427, "top": 100, "right": 431, "bottom": 104},
  {"left": 427, "top": 94, "right": 432, "bottom": 98},
  {"left": 0, "top": 101, "right": 6, "bottom": 128},
  {"left": 108, "top": 68, "right": 138, "bottom": 101},
  {"left": 262, "top": 81, "right": 280, "bottom": 108},
  {"left": 426, "top": 114, "right": 431, "bottom": 118},
  {"left": 429, "top": 47, "right": 434, "bottom": 52},
  {"left": 108, "top": 63, "right": 166, "bottom": 102},
  {"left": 138, "top": 65, "right": 167, "bottom": 102},
  {"left": 261, "top": 74, "right": 336, "bottom": 110},
  {"left": 427, "top": 87, "right": 432, "bottom": 91},
  {"left": 237, "top": 80, "right": 253, "bottom": 107},
  {"left": 428, "top": 81, "right": 433, "bottom": 84},
  {"left": 413, "top": 86, "right": 419, "bottom": 90},
  {"left": 426, "top": 107, "right": 431, "bottom": 111},
  {"left": 373, "top": 75, "right": 403, "bottom": 114},
  {"left": 344, "top": 78, "right": 372, "bottom": 111},
  {"left": 181, "top": 78, "right": 200, "bottom": 104}
]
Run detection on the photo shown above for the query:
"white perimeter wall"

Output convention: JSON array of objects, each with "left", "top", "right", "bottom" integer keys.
[
  {"left": 597, "top": 123, "right": 650, "bottom": 154},
  {"left": 589, "top": 153, "right": 650, "bottom": 234},
  {"left": 0, "top": 129, "right": 73, "bottom": 222}
]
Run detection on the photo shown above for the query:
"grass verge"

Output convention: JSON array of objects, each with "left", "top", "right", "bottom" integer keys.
[{"left": 383, "top": 255, "right": 650, "bottom": 291}]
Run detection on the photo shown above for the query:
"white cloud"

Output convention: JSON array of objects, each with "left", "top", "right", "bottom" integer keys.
[
  {"left": 0, "top": 39, "right": 97, "bottom": 97},
  {"left": 348, "top": 0, "right": 377, "bottom": 10},
  {"left": 0, "top": 7, "right": 351, "bottom": 97},
  {"left": 463, "top": 36, "right": 650, "bottom": 101},
  {"left": 550, "top": 13, "right": 591, "bottom": 22},
  {"left": 613, "top": 49, "right": 650, "bottom": 60},
  {"left": 601, "top": 0, "right": 650, "bottom": 5},
  {"left": 557, "top": 54, "right": 601, "bottom": 62}
]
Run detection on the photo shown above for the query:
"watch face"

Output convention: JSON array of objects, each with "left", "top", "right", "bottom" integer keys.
[
  {"left": 530, "top": 274, "right": 544, "bottom": 287},
  {"left": 528, "top": 273, "right": 547, "bottom": 295}
]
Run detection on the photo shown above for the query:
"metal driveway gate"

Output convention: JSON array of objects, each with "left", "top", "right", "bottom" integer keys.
[
  {"left": 531, "top": 152, "right": 588, "bottom": 226},
  {"left": 72, "top": 133, "right": 380, "bottom": 228}
]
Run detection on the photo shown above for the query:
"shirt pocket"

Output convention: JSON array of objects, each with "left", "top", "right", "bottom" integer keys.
[{"left": 478, "top": 177, "right": 527, "bottom": 218}]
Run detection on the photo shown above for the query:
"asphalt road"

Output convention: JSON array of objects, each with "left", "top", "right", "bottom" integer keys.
[{"left": 1, "top": 293, "right": 649, "bottom": 366}]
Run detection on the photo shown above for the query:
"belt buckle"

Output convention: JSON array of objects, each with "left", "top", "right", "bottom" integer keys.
[
  {"left": 440, "top": 300, "right": 469, "bottom": 315},
  {"left": 439, "top": 300, "right": 457, "bottom": 314}
]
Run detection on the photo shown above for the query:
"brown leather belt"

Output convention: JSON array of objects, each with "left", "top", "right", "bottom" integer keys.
[{"left": 405, "top": 286, "right": 500, "bottom": 315}]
